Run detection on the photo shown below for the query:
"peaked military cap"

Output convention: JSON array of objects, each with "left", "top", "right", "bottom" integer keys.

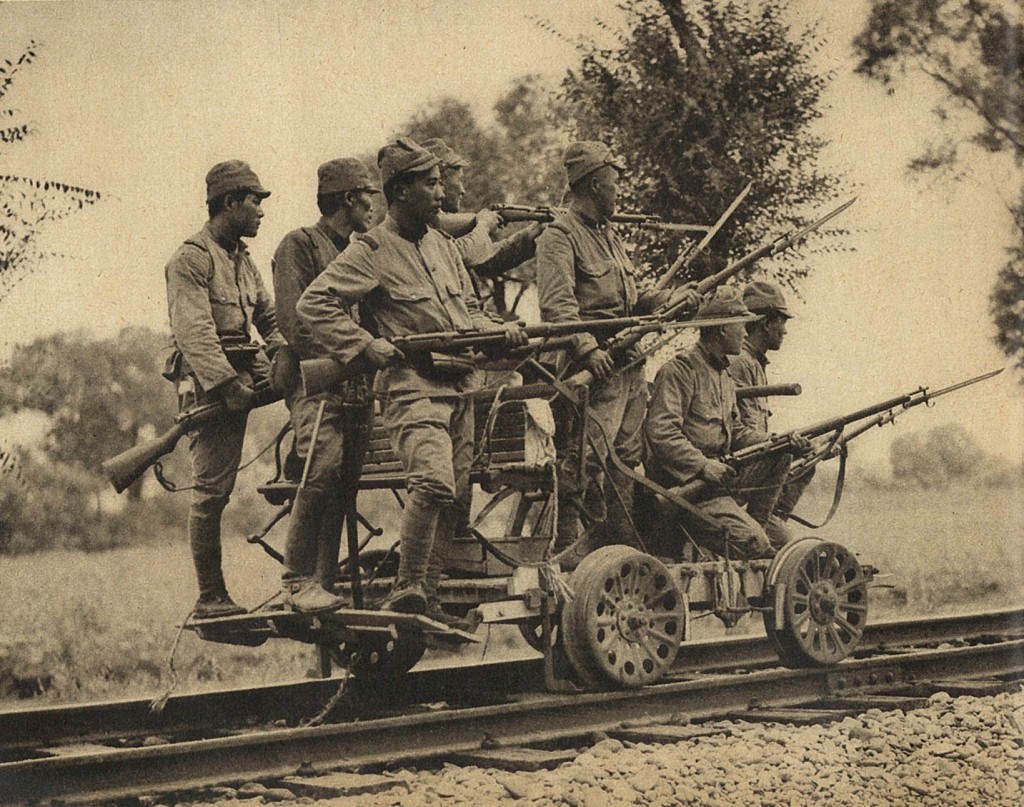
[
  {"left": 564, "top": 141, "right": 626, "bottom": 185},
  {"left": 377, "top": 137, "right": 440, "bottom": 186},
  {"left": 318, "top": 158, "right": 381, "bottom": 196},
  {"left": 205, "top": 160, "right": 270, "bottom": 203},
  {"left": 696, "top": 286, "right": 760, "bottom": 321},
  {"left": 743, "top": 280, "right": 793, "bottom": 318},
  {"left": 420, "top": 137, "right": 468, "bottom": 170}
]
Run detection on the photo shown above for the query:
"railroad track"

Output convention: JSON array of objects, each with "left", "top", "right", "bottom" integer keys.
[{"left": 1, "top": 607, "right": 1022, "bottom": 804}]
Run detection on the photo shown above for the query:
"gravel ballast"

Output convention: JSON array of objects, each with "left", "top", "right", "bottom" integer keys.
[{"left": 197, "top": 689, "right": 1023, "bottom": 807}]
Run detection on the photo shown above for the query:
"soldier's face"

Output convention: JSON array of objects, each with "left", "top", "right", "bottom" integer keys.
[
  {"left": 442, "top": 166, "right": 465, "bottom": 213},
  {"left": 722, "top": 322, "right": 746, "bottom": 355},
  {"left": 231, "top": 193, "right": 264, "bottom": 238},
  {"left": 401, "top": 167, "right": 445, "bottom": 226},
  {"left": 349, "top": 190, "right": 378, "bottom": 234},
  {"left": 765, "top": 314, "right": 788, "bottom": 351},
  {"left": 590, "top": 166, "right": 620, "bottom": 219}
]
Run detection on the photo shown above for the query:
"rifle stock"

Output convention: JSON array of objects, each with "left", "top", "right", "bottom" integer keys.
[
  {"left": 101, "top": 383, "right": 282, "bottom": 493},
  {"left": 492, "top": 204, "right": 708, "bottom": 233}
]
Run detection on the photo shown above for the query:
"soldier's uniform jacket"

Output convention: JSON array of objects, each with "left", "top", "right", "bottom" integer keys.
[
  {"left": 645, "top": 342, "right": 769, "bottom": 488},
  {"left": 164, "top": 223, "right": 285, "bottom": 392},
  {"left": 272, "top": 219, "right": 351, "bottom": 361},
  {"left": 296, "top": 215, "right": 498, "bottom": 400},
  {"left": 536, "top": 208, "right": 664, "bottom": 362},
  {"left": 728, "top": 339, "right": 770, "bottom": 433}
]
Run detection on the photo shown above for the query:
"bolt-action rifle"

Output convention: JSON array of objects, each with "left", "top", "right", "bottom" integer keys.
[
  {"left": 492, "top": 204, "right": 710, "bottom": 234},
  {"left": 564, "top": 197, "right": 858, "bottom": 387},
  {"left": 675, "top": 369, "right": 1003, "bottom": 500},
  {"left": 101, "top": 380, "right": 281, "bottom": 494},
  {"left": 298, "top": 314, "right": 750, "bottom": 397}
]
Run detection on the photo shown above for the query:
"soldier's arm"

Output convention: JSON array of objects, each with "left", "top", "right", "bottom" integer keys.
[
  {"left": 272, "top": 231, "right": 315, "bottom": 348},
  {"left": 729, "top": 386, "right": 770, "bottom": 450},
  {"left": 451, "top": 242, "right": 501, "bottom": 331},
  {"left": 165, "top": 246, "right": 237, "bottom": 392},
  {"left": 535, "top": 227, "right": 599, "bottom": 361},
  {"left": 727, "top": 355, "right": 762, "bottom": 432},
  {"left": 645, "top": 360, "right": 719, "bottom": 482},
  {"left": 296, "top": 241, "right": 379, "bottom": 365},
  {"left": 469, "top": 223, "right": 542, "bottom": 278}
]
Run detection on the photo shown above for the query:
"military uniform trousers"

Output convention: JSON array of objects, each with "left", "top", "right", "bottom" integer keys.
[
  {"left": 283, "top": 388, "right": 373, "bottom": 586},
  {"left": 557, "top": 364, "right": 647, "bottom": 546},
  {"left": 382, "top": 392, "right": 475, "bottom": 590}
]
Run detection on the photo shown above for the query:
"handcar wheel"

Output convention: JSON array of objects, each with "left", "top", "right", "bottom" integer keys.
[
  {"left": 561, "top": 545, "right": 687, "bottom": 689},
  {"left": 762, "top": 538, "right": 869, "bottom": 668},
  {"left": 332, "top": 628, "right": 427, "bottom": 679}
]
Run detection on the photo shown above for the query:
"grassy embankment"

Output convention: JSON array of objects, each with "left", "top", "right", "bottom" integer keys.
[{"left": 0, "top": 483, "right": 1020, "bottom": 704}]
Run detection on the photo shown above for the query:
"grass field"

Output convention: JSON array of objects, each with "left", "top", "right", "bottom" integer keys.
[{"left": 1, "top": 483, "right": 1020, "bottom": 704}]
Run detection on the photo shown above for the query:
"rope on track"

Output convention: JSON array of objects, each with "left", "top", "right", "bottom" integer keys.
[{"left": 149, "top": 605, "right": 193, "bottom": 714}]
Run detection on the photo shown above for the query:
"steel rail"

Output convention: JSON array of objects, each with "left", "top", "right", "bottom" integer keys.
[
  {"left": 1, "top": 607, "right": 1021, "bottom": 751},
  {"left": 2, "top": 636, "right": 1022, "bottom": 804}
]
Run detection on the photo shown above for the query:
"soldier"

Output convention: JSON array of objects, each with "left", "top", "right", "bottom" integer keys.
[
  {"left": 296, "top": 138, "right": 526, "bottom": 617},
  {"left": 421, "top": 137, "right": 544, "bottom": 293},
  {"left": 728, "top": 280, "right": 815, "bottom": 526},
  {"left": 164, "top": 160, "right": 286, "bottom": 618},
  {"left": 644, "top": 287, "right": 808, "bottom": 558},
  {"left": 534, "top": 141, "right": 697, "bottom": 564},
  {"left": 271, "top": 158, "right": 381, "bottom": 613}
]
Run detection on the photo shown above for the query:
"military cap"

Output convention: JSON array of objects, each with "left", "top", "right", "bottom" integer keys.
[
  {"left": 696, "top": 286, "right": 760, "bottom": 321},
  {"left": 564, "top": 140, "right": 626, "bottom": 185},
  {"left": 205, "top": 160, "right": 270, "bottom": 203},
  {"left": 377, "top": 137, "right": 440, "bottom": 187},
  {"left": 318, "top": 158, "right": 381, "bottom": 196},
  {"left": 743, "top": 280, "right": 793, "bottom": 318},
  {"left": 420, "top": 137, "right": 468, "bottom": 169}
]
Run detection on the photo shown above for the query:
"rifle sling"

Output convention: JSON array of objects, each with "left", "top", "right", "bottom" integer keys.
[{"left": 786, "top": 444, "right": 847, "bottom": 530}]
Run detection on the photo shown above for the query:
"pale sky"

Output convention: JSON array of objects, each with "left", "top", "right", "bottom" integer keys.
[{"left": 0, "top": 0, "right": 1021, "bottom": 470}]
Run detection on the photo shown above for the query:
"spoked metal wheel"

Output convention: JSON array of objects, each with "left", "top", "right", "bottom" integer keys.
[
  {"left": 762, "top": 538, "right": 869, "bottom": 668},
  {"left": 330, "top": 628, "right": 426, "bottom": 679},
  {"left": 560, "top": 545, "right": 687, "bottom": 689},
  {"left": 518, "top": 617, "right": 559, "bottom": 653}
]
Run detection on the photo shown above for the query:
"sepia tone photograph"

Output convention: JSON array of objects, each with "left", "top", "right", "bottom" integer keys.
[{"left": 1, "top": 0, "right": 1022, "bottom": 804}]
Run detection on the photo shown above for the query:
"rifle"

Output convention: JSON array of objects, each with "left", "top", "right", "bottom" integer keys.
[
  {"left": 492, "top": 204, "right": 710, "bottom": 234},
  {"left": 676, "top": 368, "right": 1003, "bottom": 500},
  {"left": 299, "top": 314, "right": 754, "bottom": 397},
  {"left": 101, "top": 381, "right": 282, "bottom": 494},
  {"left": 564, "top": 197, "right": 859, "bottom": 387},
  {"left": 735, "top": 383, "right": 802, "bottom": 400}
]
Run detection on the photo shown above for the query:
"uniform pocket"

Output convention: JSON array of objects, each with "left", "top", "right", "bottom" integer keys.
[{"left": 576, "top": 258, "right": 614, "bottom": 278}]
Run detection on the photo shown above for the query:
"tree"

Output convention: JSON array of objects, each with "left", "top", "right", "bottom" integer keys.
[
  {"left": 557, "top": 0, "right": 843, "bottom": 286},
  {"left": 0, "top": 327, "right": 179, "bottom": 498},
  {"left": 0, "top": 41, "right": 102, "bottom": 299},
  {"left": 890, "top": 422, "right": 986, "bottom": 487},
  {"left": 853, "top": 1, "right": 1024, "bottom": 375}
]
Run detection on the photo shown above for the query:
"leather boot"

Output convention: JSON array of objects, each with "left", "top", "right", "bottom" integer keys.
[
  {"left": 190, "top": 509, "right": 245, "bottom": 619},
  {"left": 283, "top": 574, "right": 344, "bottom": 613},
  {"left": 283, "top": 489, "right": 324, "bottom": 579},
  {"left": 314, "top": 490, "right": 347, "bottom": 589},
  {"left": 380, "top": 491, "right": 436, "bottom": 614}
]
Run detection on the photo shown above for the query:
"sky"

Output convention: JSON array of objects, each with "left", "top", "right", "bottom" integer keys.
[{"left": 0, "top": 0, "right": 1021, "bottom": 472}]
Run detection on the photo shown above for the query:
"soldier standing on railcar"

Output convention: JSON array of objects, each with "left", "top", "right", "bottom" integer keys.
[
  {"left": 534, "top": 141, "right": 698, "bottom": 566},
  {"left": 644, "top": 287, "right": 809, "bottom": 558},
  {"left": 728, "top": 280, "right": 815, "bottom": 533},
  {"left": 271, "top": 159, "right": 382, "bottom": 613},
  {"left": 296, "top": 138, "right": 527, "bottom": 617},
  {"left": 164, "top": 161, "right": 286, "bottom": 619}
]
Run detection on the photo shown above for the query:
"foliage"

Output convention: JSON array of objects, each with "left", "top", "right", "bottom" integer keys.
[
  {"left": 0, "top": 327, "right": 179, "bottom": 497},
  {"left": 401, "top": 75, "right": 568, "bottom": 212},
  {"left": 889, "top": 422, "right": 987, "bottom": 488},
  {"left": 853, "top": 0, "right": 1024, "bottom": 376},
  {"left": 0, "top": 41, "right": 102, "bottom": 298},
  {"left": 556, "top": 0, "right": 843, "bottom": 286}
]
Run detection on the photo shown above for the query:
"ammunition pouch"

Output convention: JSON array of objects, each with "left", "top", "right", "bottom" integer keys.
[{"left": 415, "top": 351, "right": 477, "bottom": 382}]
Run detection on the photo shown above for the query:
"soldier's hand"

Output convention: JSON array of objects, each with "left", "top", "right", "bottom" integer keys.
[
  {"left": 701, "top": 459, "right": 737, "bottom": 487},
  {"left": 362, "top": 338, "right": 405, "bottom": 369},
  {"left": 667, "top": 284, "right": 701, "bottom": 313},
  {"left": 583, "top": 348, "right": 615, "bottom": 381},
  {"left": 502, "top": 319, "right": 529, "bottom": 347},
  {"left": 475, "top": 208, "right": 502, "bottom": 235},
  {"left": 221, "top": 378, "right": 258, "bottom": 412},
  {"left": 790, "top": 432, "right": 814, "bottom": 457}
]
